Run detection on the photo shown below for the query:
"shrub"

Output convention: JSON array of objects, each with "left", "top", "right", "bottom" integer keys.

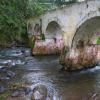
[
  {"left": 97, "top": 36, "right": 100, "bottom": 44},
  {"left": 0, "top": 0, "right": 44, "bottom": 46}
]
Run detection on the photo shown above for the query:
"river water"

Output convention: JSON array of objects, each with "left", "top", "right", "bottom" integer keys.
[{"left": 0, "top": 47, "right": 100, "bottom": 100}]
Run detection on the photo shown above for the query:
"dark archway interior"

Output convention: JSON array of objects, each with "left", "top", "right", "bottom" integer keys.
[
  {"left": 46, "top": 21, "right": 62, "bottom": 38},
  {"left": 72, "top": 17, "right": 100, "bottom": 47}
]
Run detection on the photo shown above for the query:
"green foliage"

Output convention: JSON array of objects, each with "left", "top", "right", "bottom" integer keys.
[
  {"left": 32, "top": 2, "right": 44, "bottom": 16},
  {"left": 41, "top": 33, "right": 45, "bottom": 40},
  {"left": 0, "top": 92, "right": 10, "bottom": 100},
  {"left": 29, "top": 36, "right": 36, "bottom": 49},
  {"left": 37, "top": 0, "right": 78, "bottom": 9},
  {"left": 54, "top": 0, "right": 77, "bottom": 6},
  {"left": 97, "top": 36, "right": 100, "bottom": 44},
  {"left": 0, "top": 0, "right": 44, "bottom": 47}
]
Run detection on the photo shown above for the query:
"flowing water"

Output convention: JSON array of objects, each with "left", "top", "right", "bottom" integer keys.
[{"left": 0, "top": 47, "right": 100, "bottom": 100}]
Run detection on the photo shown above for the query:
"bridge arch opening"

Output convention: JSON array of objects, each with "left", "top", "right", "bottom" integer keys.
[
  {"left": 45, "top": 21, "right": 62, "bottom": 38},
  {"left": 72, "top": 16, "right": 100, "bottom": 47}
]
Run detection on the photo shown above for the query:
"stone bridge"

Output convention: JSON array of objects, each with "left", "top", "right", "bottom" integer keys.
[{"left": 27, "top": 0, "right": 100, "bottom": 55}]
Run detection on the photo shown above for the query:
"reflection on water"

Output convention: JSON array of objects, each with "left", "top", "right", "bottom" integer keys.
[{"left": 0, "top": 47, "right": 100, "bottom": 100}]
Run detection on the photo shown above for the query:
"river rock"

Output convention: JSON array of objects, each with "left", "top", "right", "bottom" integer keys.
[
  {"left": 11, "top": 90, "right": 20, "bottom": 97},
  {"left": 0, "top": 77, "right": 10, "bottom": 81},
  {"left": 21, "top": 49, "right": 31, "bottom": 56},
  {"left": 0, "top": 67, "right": 7, "bottom": 72},
  {"left": 24, "top": 87, "right": 32, "bottom": 95},
  {"left": 0, "top": 86, "right": 5, "bottom": 93},
  {"left": 0, "top": 66, "right": 4, "bottom": 69},
  {"left": 7, "top": 71, "right": 15, "bottom": 78},
  {"left": 10, "top": 82, "right": 32, "bottom": 97},
  {"left": 31, "top": 85, "right": 47, "bottom": 100},
  {"left": 8, "top": 93, "right": 30, "bottom": 100},
  {"left": 11, "top": 88, "right": 28, "bottom": 97}
]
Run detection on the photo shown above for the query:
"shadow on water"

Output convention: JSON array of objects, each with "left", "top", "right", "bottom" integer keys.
[{"left": 0, "top": 47, "right": 100, "bottom": 100}]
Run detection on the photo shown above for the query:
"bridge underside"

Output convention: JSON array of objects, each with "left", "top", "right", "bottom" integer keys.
[
  {"left": 72, "top": 17, "right": 100, "bottom": 47},
  {"left": 45, "top": 21, "right": 62, "bottom": 38}
]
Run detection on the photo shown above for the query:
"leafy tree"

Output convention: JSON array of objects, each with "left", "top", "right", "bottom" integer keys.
[{"left": 0, "top": 0, "right": 44, "bottom": 46}]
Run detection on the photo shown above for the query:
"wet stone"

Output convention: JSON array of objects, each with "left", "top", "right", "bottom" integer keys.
[
  {"left": 31, "top": 85, "right": 47, "bottom": 100},
  {"left": 10, "top": 83, "right": 32, "bottom": 97},
  {"left": 0, "top": 76, "right": 10, "bottom": 81},
  {"left": 11, "top": 90, "right": 20, "bottom": 97},
  {"left": 7, "top": 71, "right": 15, "bottom": 78},
  {"left": 0, "top": 86, "right": 5, "bottom": 93},
  {"left": 0, "top": 69, "right": 15, "bottom": 80},
  {"left": 7, "top": 93, "right": 29, "bottom": 100},
  {"left": 0, "top": 66, "right": 3, "bottom": 69},
  {"left": 11, "top": 88, "right": 27, "bottom": 97},
  {"left": 24, "top": 87, "right": 32, "bottom": 95},
  {"left": 0, "top": 68, "right": 7, "bottom": 72}
]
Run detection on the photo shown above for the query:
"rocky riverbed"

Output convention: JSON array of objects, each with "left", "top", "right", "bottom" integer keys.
[{"left": 0, "top": 47, "right": 100, "bottom": 100}]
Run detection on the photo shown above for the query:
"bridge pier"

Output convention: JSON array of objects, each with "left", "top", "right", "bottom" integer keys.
[
  {"left": 30, "top": 35, "right": 65, "bottom": 55},
  {"left": 59, "top": 44, "right": 100, "bottom": 71}
]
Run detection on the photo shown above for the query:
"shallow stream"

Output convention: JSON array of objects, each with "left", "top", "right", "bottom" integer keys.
[{"left": 0, "top": 47, "right": 100, "bottom": 100}]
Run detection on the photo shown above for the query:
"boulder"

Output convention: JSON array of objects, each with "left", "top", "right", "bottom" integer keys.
[
  {"left": 11, "top": 90, "right": 21, "bottom": 97},
  {"left": 24, "top": 87, "right": 32, "bottom": 95},
  {"left": 31, "top": 85, "right": 47, "bottom": 100}
]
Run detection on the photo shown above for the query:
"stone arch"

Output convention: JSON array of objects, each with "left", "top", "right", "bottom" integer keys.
[
  {"left": 45, "top": 21, "right": 62, "bottom": 39},
  {"left": 71, "top": 15, "right": 100, "bottom": 47},
  {"left": 34, "top": 23, "right": 41, "bottom": 35}
]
